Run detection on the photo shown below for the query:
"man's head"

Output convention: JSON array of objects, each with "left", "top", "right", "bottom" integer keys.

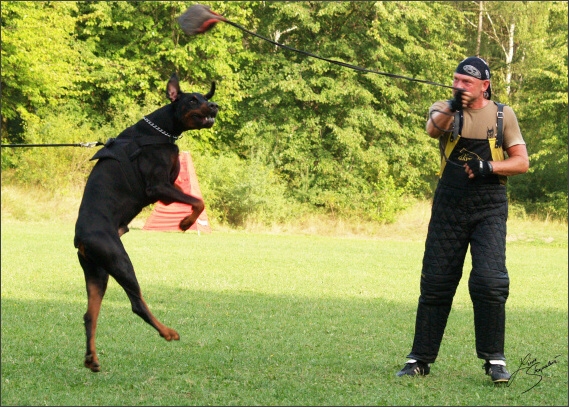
[{"left": 454, "top": 56, "right": 492, "bottom": 100}]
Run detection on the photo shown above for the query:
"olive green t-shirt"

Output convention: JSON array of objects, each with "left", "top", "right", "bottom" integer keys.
[{"left": 428, "top": 100, "right": 526, "bottom": 149}]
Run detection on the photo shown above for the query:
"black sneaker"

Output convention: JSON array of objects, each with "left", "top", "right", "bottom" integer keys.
[
  {"left": 484, "top": 362, "right": 511, "bottom": 383},
  {"left": 396, "top": 360, "right": 430, "bottom": 377}
]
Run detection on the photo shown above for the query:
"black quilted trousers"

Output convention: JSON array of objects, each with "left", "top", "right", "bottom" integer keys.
[{"left": 407, "top": 181, "right": 509, "bottom": 363}]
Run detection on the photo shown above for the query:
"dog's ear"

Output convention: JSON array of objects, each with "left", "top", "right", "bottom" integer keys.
[
  {"left": 204, "top": 81, "right": 216, "bottom": 100},
  {"left": 166, "top": 73, "right": 182, "bottom": 102}
]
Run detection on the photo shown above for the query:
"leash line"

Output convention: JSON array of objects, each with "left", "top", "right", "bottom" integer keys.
[
  {"left": 1, "top": 142, "right": 104, "bottom": 148},
  {"left": 225, "top": 20, "right": 459, "bottom": 91}
]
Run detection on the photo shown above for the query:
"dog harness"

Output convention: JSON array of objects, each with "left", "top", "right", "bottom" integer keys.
[{"left": 90, "top": 117, "right": 181, "bottom": 198}]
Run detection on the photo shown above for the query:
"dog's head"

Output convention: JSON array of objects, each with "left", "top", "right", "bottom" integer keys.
[{"left": 166, "top": 73, "right": 218, "bottom": 130}]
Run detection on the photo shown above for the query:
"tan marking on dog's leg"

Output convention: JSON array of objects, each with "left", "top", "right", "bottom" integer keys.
[
  {"left": 140, "top": 296, "right": 180, "bottom": 341},
  {"left": 118, "top": 225, "right": 129, "bottom": 237},
  {"left": 84, "top": 281, "right": 104, "bottom": 372}
]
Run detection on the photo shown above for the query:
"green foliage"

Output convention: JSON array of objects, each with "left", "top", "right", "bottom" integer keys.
[
  {"left": 1, "top": 1, "right": 84, "bottom": 141},
  {"left": 508, "top": 1, "right": 568, "bottom": 219},
  {"left": 192, "top": 150, "right": 295, "bottom": 227},
  {"left": 1, "top": 1, "right": 566, "bottom": 225}
]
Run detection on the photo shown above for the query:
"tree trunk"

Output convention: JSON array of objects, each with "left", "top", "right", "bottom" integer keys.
[
  {"left": 505, "top": 21, "right": 515, "bottom": 96},
  {"left": 476, "top": 1, "right": 484, "bottom": 56}
]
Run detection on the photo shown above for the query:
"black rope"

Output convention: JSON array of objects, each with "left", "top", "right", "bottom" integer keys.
[
  {"left": 225, "top": 20, "right": 460, "bottom": 91},
  {"left": 1, "top": 142, "right": 104, "bottom": 148},
  {"left": 428, "top": 108, "right": 464, "bottom": 169},
  {"left": 429, "top": 108, "right": 454, "bottom": 134}
]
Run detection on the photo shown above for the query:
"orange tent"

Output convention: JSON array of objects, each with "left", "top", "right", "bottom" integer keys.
[{"left": 143, "top": 151, "right": 211, "bottom": 233}]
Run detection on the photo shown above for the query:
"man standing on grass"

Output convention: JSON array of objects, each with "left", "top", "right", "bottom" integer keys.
[{"left": 396, "top": 57, "right": 529, "bottom": 383}]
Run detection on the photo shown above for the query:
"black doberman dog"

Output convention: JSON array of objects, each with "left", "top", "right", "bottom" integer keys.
[{"left": 74, "top": 73, "right": 218, "bottom": 372}]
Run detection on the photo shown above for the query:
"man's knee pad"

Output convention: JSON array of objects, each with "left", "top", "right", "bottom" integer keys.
[
  {"left": 420, "top": 272, "right": 463, "bottom": 306},
  {"left": 468, "top": 268, "right": 509, "bottom": 304}
]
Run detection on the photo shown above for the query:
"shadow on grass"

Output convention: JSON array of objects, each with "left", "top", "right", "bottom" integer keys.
[{"left": 1, "top": 286, "right": 567, "bottom": 406}]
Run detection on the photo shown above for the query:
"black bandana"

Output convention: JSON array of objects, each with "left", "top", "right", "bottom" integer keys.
[{"left": 455, "top": 56, "right": 492, "bottom": 99}]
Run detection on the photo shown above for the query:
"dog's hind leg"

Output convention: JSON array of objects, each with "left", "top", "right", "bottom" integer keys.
[
  {"left": 91, "top": 236, "right": 181, "bottom": 342},
  {"left": 77, "top": 252, "right": 109, "bottom": 372},
  {"left": 111, "top": 266, "right": 181, "bottom": 342}
]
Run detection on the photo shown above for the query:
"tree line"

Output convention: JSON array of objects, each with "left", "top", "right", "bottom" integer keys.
[{"left": 1, "top": 1, "right": 567, "bottom": 224}]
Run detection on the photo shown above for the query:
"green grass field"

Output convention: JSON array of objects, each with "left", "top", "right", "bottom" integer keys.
[{"left": 1, "top": 215, "right": 567, "bottom": 406}]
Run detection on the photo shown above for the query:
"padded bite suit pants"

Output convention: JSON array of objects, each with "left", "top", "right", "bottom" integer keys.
[{"left": 407, "top": 181, "right": 509, "bottom": 363}]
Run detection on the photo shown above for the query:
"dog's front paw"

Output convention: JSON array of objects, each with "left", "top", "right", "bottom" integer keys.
[{"left": 179, "top": 215, "right": 196, "bottom": 231}]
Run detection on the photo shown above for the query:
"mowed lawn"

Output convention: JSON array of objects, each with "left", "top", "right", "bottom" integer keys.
[{"left": 1, "top": 219, "right": 567, "bottom": 406}]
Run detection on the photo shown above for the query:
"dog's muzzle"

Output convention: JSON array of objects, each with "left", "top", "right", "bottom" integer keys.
[{"left": 193, "top": 114, "right": 216, "bottom": 127}]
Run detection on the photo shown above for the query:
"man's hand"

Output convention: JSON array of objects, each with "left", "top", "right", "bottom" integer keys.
[
  {"left": 465, "top": 159, "right": 493, "bottom": 178},
  {"left": 448, "top": 90, "right": 464, "bottom": 112}
]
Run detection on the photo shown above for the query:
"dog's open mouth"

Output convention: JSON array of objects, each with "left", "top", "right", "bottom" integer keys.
[
  {"left": 202, "top": 116, "right": 215, "bottom": 125},
  {"left": 191, "top": 114, "right": 216, "bottom": 127}
]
